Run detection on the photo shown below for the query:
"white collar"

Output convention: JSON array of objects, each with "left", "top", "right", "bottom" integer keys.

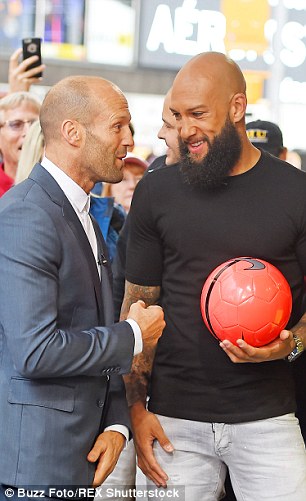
[{"left": 41, "top": 156, "right": 90, "bottom": 214}]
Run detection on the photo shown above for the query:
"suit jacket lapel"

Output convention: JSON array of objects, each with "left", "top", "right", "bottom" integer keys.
[{"left": 29, "top": 163, "right": 104, "bottom": 319}]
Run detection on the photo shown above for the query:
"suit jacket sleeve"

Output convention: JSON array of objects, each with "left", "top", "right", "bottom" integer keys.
[{"left": 0, "top": 199, "right": 135, "bottom": 379}]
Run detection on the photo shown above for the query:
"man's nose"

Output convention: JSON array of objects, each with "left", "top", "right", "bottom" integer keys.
[
  {"left": 178, "top": 121, "right": 197, "bottom": 141},
  {"left": 124, "top": 127, "right": 134, "bottom": 148},
  {"left": 157, "top": 125, "right": 165, "bottom": 140}
]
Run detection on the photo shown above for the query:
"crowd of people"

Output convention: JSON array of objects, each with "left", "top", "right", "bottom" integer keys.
[{"left": 0, "top": 49, "right": 306, "bottom": 501}]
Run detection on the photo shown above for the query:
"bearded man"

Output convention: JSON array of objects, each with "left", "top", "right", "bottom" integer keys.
[{"left": 120, "top": 52, "right": 306, "bottom": 501}]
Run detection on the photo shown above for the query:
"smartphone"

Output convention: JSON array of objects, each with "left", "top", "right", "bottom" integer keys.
[{"left": 22, "top": 37, "right": 43, "bottom": 78}]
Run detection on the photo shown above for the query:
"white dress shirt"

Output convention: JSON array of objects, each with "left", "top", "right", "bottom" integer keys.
[{"left": 41, "top": 156, "right": 142, "bottom": 442}]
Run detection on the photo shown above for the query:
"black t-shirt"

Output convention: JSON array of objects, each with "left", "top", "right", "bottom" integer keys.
[
  {"left": 112, "top": 155, "right": 169, "bottom": 321},
  {"left": 126, "top": 151, "right": 306, "bottom": 423}
]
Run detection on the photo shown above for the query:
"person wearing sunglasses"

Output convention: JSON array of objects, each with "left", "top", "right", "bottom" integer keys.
[{"left": 0, "top": 91, "right": 41, "bottom": 196}]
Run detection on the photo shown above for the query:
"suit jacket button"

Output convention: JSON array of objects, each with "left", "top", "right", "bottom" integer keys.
[{"left": 97, "top": 400, "right": 104, "bottom": 408}]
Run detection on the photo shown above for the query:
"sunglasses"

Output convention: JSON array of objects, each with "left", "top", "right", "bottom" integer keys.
[{"left": 0, "top": 119, "right": 37, "bottom": 132}]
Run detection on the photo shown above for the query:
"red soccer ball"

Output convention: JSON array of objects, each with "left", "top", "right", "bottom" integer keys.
[{"left": 200, "top": 257, "right": 292, "bottom": 347}]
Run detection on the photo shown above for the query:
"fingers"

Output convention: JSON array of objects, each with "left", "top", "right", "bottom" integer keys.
[
  {"left": 87, "top": 436, "right": 106, "bottom": 463},
  {"left": 19, "top": 64, "right": 45, "bottom": 79},
  {"left": 128, "top": 300, "right": 146, "bottom": 313},
  {"left": 132, "top": 411, "right": 172, "bottom": 488},
  {"left": 14, "top": 58, "right": 45, "bottom": 80},
  {"left": 128, "top": 302, "right": 165, "bottom": 344},
  {"left": 147, "top": 304, "right": 163, "bottom": 311},
  {"left": 10, "top": 52, "right": 37, "bottom": 74},
  {"left": 9, "top": 48, "right": 45, "bottom": 77},
  {"left": 133, "top": 301, "right": 163, "bottom": 312},
  {"left": 279, "top": 329, "right": 291, "bottom": 341},
  {"left": 136, "top": 443, "right": 169, "bottom": 488},
  {"left": 147, "top": 428, "right": 173, "bottom": 485},
  {"left": 91, "top": 449, "right": 112, "bottom": 487},
  {"left": 220, "top": 338, "right": 267, "bottom": 363},
  {"left": 88, "top": 433, "right": 124, "bottom": 487},
  {"left": 9, "top": 50, "right": 45, "bottom": 92},
  {"left": 9, "top": 48, "right": 22, "bottom": 67},
  {"left": 220, "top": 331, "right": 294, "bottom": 363},
  {"left": 130, "top": 300, "right": 163, "bottom": 311},
  {"left": 159, "top": 437, "right": 174, "bottom": 453},
  {"left": 143, "top": 433, "right": 174, "bottom": 487}
]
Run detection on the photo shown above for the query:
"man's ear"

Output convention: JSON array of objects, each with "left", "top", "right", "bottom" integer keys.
[
  {"left": 279, "top": 147, "right": 288, "bottom": 161},
  {"left": 230, "top": 93, "right": 247, "bottom": 123},
  {"left": 61, "top": 119, "right": 82, "bottom": 146}
]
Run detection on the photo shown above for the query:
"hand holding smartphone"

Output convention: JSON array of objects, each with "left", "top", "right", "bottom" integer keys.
[{"left": 22, "top": 37, "right": 43, "bottom": 78}]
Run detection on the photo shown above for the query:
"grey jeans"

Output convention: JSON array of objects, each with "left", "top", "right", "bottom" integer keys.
[{"left": 145, "top": 413, "right": 306, "bottom": 501}]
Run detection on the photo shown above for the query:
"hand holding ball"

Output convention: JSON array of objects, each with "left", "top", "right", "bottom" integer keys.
[{"left": 200, "top": 257, "right": 292, "bottom": 347}]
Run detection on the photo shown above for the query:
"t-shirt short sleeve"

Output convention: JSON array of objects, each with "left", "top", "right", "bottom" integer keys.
[{"left": 125, "top": 177, "right": 163, "bottom": 286}]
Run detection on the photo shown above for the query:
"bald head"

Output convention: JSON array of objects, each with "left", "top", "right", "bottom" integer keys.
[
  {"left": 40, "top": 76, "right": 124, "bottom": 145},
  {"left": 163, "top": 88, "right": 172, "bottom": 111},
  {"left": 170, "top": 51, "right": 248, "bottom": 141},
  {"left": 174, "top": 52, "right": 246, "bottom": 102}
]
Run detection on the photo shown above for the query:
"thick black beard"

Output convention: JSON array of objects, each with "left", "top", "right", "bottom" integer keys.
[{"left": 179, "top": 117, "right": 242, "bottom": 190}]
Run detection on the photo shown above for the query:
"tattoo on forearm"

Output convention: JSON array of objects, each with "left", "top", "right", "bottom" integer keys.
[
  {"left": 124, "top": 367, "right": 148, "bottom": 407},
  {"left": 120, "top": 281, "right": 160, "bottom": 320},
  {"left": 122, "top": 281, "right": 160, "bottom": 405},
  {"left": 124, "top": 345, "right": 157, "bottom": 406}
]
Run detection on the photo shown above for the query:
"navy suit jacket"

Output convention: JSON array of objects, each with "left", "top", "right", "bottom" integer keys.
[{"left": 0, "top": 163, "right": 134, "bottom": 487}]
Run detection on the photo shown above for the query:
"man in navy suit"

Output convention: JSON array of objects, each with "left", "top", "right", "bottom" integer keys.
[{"left": 0, "top": 75, "right": 165, "bottom": 498}]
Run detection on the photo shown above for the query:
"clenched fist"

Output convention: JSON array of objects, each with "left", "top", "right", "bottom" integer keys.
[{"left": 127, "top": 300, "right": 165, "bottom": 349}]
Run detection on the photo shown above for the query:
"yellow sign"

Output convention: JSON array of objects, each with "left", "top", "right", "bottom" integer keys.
[
  {"left": 244, "top": 70, "right": 270, "bottom": 104},
  {"left": 222, "top": 0, "right": 270, "bottom": 53}
]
